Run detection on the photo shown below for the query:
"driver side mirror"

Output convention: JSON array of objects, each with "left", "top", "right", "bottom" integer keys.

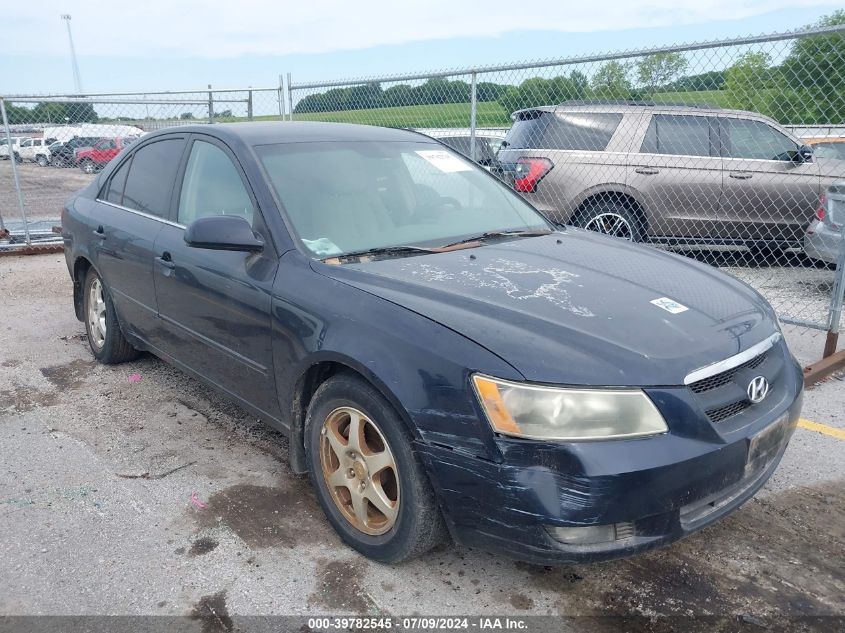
[
  {"left": 795, "top": 144, "right": 814, "bottom": 163},
  {"left": 184, "top": 215, "right": 264, "bottom": 252}
]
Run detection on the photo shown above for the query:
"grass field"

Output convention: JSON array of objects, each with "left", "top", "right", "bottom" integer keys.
[{"left": 245, "top": 90, "right": 737, "bottom": 128}]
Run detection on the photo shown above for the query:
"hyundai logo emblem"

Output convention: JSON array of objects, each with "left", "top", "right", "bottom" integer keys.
[{"left": 747, "top": 376, "right": 770, "bottom": 403}]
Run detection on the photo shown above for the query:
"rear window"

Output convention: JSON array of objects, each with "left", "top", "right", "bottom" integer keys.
[{"left": 503, "top": 111, "right": 622, "bottom": 151}]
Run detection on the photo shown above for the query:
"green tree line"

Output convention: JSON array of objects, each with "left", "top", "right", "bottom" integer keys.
[{"left": 294, "top": 10, "right": 845, "bottom": 125}]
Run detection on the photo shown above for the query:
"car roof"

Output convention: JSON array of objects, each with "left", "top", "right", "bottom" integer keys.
[
  {"left": 514, "top": 102, "right": 768, "bottom": 119},
  {"left": 148, "top": 121, "right": 440, "bottom": 146}
]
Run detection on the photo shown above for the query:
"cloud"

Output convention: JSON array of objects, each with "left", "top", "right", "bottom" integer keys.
[{"left": 1, "top": 0, "right": 840, "bottom": 59}]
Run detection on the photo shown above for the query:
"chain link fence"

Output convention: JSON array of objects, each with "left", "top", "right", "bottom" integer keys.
[{"left": 1, "top": 26, "right": 844, "bottom": 360}]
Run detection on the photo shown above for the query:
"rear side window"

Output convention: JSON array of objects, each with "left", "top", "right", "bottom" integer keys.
[
  {"left": 122, "top": 138, "right": 185, "bottom": 217},
  {"left": 105, "top": 158, "right": 131, "bottom": 205},
  {"left": 504, "top": 111, "right": 622, "bottom": 151},
  {"left": 641, "top": 115, "right": 717, "bottom": 157}
]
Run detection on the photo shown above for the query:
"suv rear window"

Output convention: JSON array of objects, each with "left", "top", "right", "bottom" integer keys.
[
  {"left": 504, "top": 111, "right": 622, "bottom": 151},
  {"left": 640, "top": 114, "right": 717, "bottom": 157}
]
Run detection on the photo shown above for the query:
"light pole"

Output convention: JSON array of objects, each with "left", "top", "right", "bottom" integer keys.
[{"left": 61, "top": 14, "right": 83, "bottom": 94}]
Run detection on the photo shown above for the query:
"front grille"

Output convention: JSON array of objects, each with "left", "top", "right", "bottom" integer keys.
[
  {"left": 706, "top": 400, "right": 751, "bottom": 423},
  {"left": 689, "top": 351, "right": 768, "bottom": 394}
]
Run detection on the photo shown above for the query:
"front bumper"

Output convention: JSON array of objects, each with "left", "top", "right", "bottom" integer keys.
[
  {"left": 419, "top": 354, "right": 803, "bottom": 564},
  {"left": 804, "top": 220, "right": 843, "bottom": 264}
]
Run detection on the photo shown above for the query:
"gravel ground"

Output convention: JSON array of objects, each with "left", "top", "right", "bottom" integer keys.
[{"left": 0, "top": 250, "right": 844, "bottom": 631}]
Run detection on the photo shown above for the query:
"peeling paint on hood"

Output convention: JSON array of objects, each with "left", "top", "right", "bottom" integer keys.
[{"left": 311, "top": 231, "right": 779, "bottom": 386}]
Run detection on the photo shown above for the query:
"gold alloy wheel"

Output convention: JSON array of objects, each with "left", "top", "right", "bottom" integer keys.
[{"left": 319, "top": 406, "right": 400, "bottom": 535}]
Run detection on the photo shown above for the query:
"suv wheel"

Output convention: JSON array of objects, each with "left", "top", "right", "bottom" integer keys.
[
  {"left": 305, "top": 373, "right": 446, "bottom": 563},
  {"left": 13, "top": 152, "right": 21, "bottom": 164},
  {"left": 36, "top": 155, "right": 49, "bottom": 167},
  {"left": 80, "top": 159, "right": 96, "bottom": 174},
  {"left": 577, "top": 200, "right": 643, "bottom": 242}
]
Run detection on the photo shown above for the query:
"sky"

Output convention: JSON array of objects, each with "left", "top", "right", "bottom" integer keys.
[{"left": 0, "top": 0, "right": 842, "bottom": 95}]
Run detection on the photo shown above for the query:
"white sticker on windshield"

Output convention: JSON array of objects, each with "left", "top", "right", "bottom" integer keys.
[
  {"left": 415, "top": 150, "right": 473, "bottom": 173},
  {"left": 650, "top": 297, "right": 689, "bottom": 314}
]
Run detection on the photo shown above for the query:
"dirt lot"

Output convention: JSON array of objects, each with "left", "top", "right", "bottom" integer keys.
[{"left": 1, "top": 254, "right": 844, "bottom": 630}]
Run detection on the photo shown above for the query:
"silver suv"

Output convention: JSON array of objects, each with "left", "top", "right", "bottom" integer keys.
[{"left": 496, "top": 102, "right": 845, "bottom": 247}]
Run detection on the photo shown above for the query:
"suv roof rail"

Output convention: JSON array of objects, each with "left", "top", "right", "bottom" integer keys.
[{"left": 556, "top": 99, "right": 722, "bottom": 109}]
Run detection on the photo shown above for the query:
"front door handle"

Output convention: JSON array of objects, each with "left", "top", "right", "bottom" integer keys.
[
  {"left": 635, "top": 167, "right": 659, "bottom": 175},
  {"left": 729, "top": 171, "right": 753, "bottom": 180},
  {"left": 93, "top": 226, "right": 106, "bottom": 239},
  {"left": 155, "top": 252, "right": 175, "bottom": 270}
]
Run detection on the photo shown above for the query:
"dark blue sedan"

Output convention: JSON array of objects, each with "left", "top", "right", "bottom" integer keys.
[{"left": 62, "top": 122, "right": 803, "bottom": 564}]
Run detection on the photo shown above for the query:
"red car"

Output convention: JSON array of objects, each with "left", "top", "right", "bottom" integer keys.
[{"left": 77, "top": 137, "right": 138, "bottom": 173}]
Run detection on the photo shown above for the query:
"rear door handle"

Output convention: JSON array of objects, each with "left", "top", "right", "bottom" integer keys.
[
  {"left": 729, "top": 171, "right": 753, "bottom": 180},
  {"left": 155, "top": 252, "right": 175, "bottom": 270},
  {"left": 635, "top": 167, "right": 659, "bottom": 175},
  {"left": 93, "top": 226, "right": 106, "bottom": 239}
]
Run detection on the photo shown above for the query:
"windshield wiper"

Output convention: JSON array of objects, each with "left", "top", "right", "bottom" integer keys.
[
  {"left": 439, "top": 228, "right": 553, "bottom": 250},
  {"left": 322, "top": 244, "right": 438, "bottom": 262}
]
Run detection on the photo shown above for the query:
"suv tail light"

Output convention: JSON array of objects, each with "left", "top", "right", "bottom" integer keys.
[
  {"left": 513, "top": 158, "right": 553, "bottom": 193},
  {"left": 815, "top": 192, "right": 826, "bottom": 222}
]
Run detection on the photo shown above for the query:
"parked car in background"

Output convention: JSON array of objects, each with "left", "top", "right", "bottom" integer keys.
[
  {"left": 0, "top": 136, "right": 25, "bottom": 161},
  {"left": 495, "top": 102, "right": 845, "bottom": 249},
  {"left": 804, "top": 181, "right": 845, "bottom": 264},
  {"left": 62, "top": 122, "right": 802, "bottom": 564},
  {"left": 18, "top": 137, "right": 58, "bottom": 166},
  {"left": 804, "top": 137, "right": 845, "bottom": 161},
  {"left": 436, "top": 135, "right": 500, "bottom": 168},
  {"left": 76, "top": 137, "right": 138, "bottom": 173},
  {"left": 49, "top": 136, "right": 102, "bottom": 167}
]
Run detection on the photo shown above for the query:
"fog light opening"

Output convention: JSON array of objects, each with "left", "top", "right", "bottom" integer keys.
[{"left": 546, "top": 522, "right": 636, "bottom": 545}]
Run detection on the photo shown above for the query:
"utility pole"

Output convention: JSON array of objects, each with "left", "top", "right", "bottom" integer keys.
[{"left": 61, "top": 14, "right": 83, "bottom": 94}]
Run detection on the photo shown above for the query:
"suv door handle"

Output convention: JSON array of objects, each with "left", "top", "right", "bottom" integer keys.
[
  {"left": 93, "top": 226, "right": 106, "bottom": 239},
  {"left": 729, "top": 171, "right": 753, "bottom": 180},
  {"left": 155, "top": 252, "right": 175, "bottom": 270},
  {"left": 635, "top": 167, "right": 659, "bottom": 175}
]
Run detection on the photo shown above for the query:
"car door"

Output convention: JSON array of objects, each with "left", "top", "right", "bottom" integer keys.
[
  {"left": 627, "top": 113, "right": 725, "bottom": 240},
  {"left": 18, "top": 138, "right": 34, "bottom": 160},
  {"left": 152, "top": 135, "right": 280, "bottom": 419},
  {"left": 719, "top": 116, "right": 820, "bottom": 244},
  {"left": 91, "top": 135, "right": 188, "bottom": 338}
]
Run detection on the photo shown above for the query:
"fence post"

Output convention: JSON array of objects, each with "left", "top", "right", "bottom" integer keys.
[
  {"left": 0, "top": 98, "right": 31, "bottom": 246},
  {"left": 287, "top": 73, "right": 294, "bottom": 121},
  {"left": 207, "top": 84, "right": 214, "bottom": 124},
  {"left": 278, "top": 75, "right": 286, "bottom": 121},
  {"left": 823, "top": 221, "right": 845, "bottom": 357},
  {"left": 247, "top": 89, "right": 254, "bottom": 121},
  {"left": 469, "top": 72, "right": 478, "bottom": 162}
]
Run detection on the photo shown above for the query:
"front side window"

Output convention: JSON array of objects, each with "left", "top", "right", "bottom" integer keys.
[
  {"left": 121, "top": 138, "right": 185, "bottom": 217},
  {"left": 178, "top": 140, "right": 254, "bottom": 225},
  {"left": 21, "top": 139, "right": 32, "bottom": 147},
  {"left": 723, "top": 118, "right": 797, "bottom": 160},
  {"left": 640, "top": 114, "right": 716, "bottom": 157},
  {"left": 257, "top": 141, "right": 548, "bottom": 258}
]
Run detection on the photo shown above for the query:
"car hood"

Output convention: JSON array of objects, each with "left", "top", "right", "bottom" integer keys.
[{"left": 312, "top": 231, "right": 778, "bottom": 386}]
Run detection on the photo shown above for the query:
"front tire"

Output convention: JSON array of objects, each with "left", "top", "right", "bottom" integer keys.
[
  {"left": 305, "top": 373, "right": 446, "bottom": 563},
  {"left": 576, "top": 200, "right": 644, "bottom": 242},
  {"left": 83, "top": 268, "right": 139, "bottom": 364},
  {"left": 36, "top": 155, "right": 49, "bottom": 167},
  {"left": 80, "top": 159, "right": 96, "bottom": 174}
]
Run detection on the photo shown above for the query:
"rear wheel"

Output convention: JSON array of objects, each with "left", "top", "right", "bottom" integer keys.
[
  {"left": 13, "top": 152, "right": 21, "bottom": 164},
  {"left": 80, "top": 159, "right": 96, "bottom": 174},
  {"left": 576, "top": 200, "right": 644, "bottom": 242},
  {"left": 83, "top": 268, "right": 139, "bottom": 364},
  {"left": 36, "top": 155, "right": 49, "bottom": 167},
  {"left": 305, "top": 373, "right": 446, "bottom": 563}
]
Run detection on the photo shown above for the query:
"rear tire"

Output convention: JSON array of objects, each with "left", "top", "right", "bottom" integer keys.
[
  {"left": 83, "top": 268, "right": 139, "bottom": 364},
  {"left": 576, "top": 200, "right": 644, "bottom": 242},
  {"left": 13, "top": 152, "right": 21, "bottom": 164},
  {"left": 305, "top": 373, "right": 447, "bottom": 563},
  {"left": 36, "top": 155, "right": 49, "bottom": 167}
]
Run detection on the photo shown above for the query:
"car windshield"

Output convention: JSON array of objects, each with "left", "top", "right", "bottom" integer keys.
[{"left": 256, "top": 141, "right": 549, "bottom": 258}]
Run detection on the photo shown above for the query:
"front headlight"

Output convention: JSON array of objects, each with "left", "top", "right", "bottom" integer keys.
[{"left": 472, "top": 375, "right": 668, "bottom": 441}]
